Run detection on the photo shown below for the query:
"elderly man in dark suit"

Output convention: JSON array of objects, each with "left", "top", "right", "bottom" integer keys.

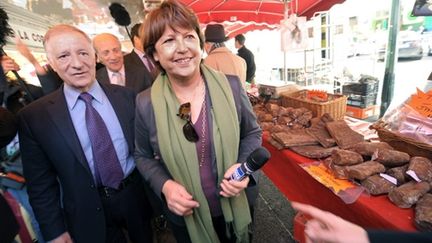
[
  {"left": 18, "top": 24, "right": 152, "bottom": 243},
  {"left": 93, "top": 32, "right": 153, "bottom": 94}
]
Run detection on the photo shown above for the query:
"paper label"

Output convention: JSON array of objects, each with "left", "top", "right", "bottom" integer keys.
[
  {"left": 379, "top": 173, "right": 397, "bottom": 185},
  {"left": 371, "top": 150, "right": 379, "bottom": 161},
  {"left": 406, "top": 170, "right": 421, "bottom": 182},
  {"left": 301, "top": 163, "right": 355, "bottom": 194},
  {"left": 306, "top": 90, "right": 328, "bottom": 102},
  {"left": 407, "top": 89, "right": 432, "bottom": 118}
]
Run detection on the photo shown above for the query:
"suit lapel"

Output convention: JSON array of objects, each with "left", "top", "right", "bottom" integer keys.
[
  {"left": 46, "top": 88, "right": 92, "bottom": 175},
  {"left": 125, "top": 52, "right": 156, "bottom": 86},
  {"left": 96, "top": 68, "right": 110, "bottom": 85}
]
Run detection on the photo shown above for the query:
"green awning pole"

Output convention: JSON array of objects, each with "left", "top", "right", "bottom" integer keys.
[{"left": 380, "top": 0, "right": 401, "bottom": 117}]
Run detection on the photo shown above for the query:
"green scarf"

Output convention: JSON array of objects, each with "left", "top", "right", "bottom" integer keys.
[{"left": 151, "top": 64, "right": 251, "bottom": 243}]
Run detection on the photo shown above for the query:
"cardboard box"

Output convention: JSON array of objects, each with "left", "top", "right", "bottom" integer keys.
[
  {"left": 257, "top": 80, "right": 298, "bottom": 99},
  {"left": 346, "top": 105, "right": 379, "bottom": 119}
]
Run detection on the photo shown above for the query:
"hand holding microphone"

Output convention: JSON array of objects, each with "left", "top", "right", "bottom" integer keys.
[
  {"left": 220, "top": 147, "right": 271, "bottom": 197},
  {"left": 230, "top": 147, "right": 271, "bottom": 181}
]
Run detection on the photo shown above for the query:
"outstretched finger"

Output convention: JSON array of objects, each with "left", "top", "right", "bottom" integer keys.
[
  {"left": 305, "top": 219, "right": 335, "bottom": 242},
  {"left": 291, "top": 202, "right": 336, "bottom": 225}
]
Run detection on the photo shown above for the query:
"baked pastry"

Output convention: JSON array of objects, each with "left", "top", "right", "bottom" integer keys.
[
  {"left": 361, "top": 174, "right": 396, "bottom": 195},
  {"left": 415, "top": 193, "right": 432, "bottom": 231},
  {"left": 346, "top": 161, "right": 386, "bottom": 180},
  {"left": 331, "top": 149, "right": 363, "bottom": 166},
  {"left": 388, "top": 181, "right": 430, "bottom": 208}
]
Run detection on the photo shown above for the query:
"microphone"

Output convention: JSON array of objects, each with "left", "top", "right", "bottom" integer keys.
[
  {"left": 230, "top": 147, "right": 271, "bottom": 181},
  {"left": 109, "top": 3, "right": 132, "bottom": 40}
]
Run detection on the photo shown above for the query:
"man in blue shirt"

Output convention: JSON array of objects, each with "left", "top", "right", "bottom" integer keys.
[{"left": 18, "top": 24, "right": 153, "bottom": 243}]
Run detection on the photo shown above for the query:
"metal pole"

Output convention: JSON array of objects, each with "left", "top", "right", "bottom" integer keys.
[
  {"left": 380, "top": 0, "right": 400, "bottom": 117},
  {"left": 283, "top": 0, "right": 289, "bottom": 83}
]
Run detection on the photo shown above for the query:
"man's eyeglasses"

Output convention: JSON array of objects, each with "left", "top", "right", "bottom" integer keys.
[{"left": 177, "top": 102, "right": 199, "bottom": 142}]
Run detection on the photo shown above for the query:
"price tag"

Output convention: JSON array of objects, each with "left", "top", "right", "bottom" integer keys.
[
  {"left": 406, "top": 170, "right": 421, "bottom": 182},
  {"left": 302, "top": 163, "right": 355, "bottom": 193},
  {"left": 407, "top": 89, "right": 432, "bottom": 118},
  {"left": 306, "top": 90, "right": 328, "bottom": 102},
  {"left": 379, "top": 173, "right": 397, "bottom": 185}
]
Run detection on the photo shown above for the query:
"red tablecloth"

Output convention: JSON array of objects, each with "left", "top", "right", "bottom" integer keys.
[{"left": 262, "top": 137, "right": 417, "bottom": 232}]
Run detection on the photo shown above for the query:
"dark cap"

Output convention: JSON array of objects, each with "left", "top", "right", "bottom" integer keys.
[{"left": 204, "top": 24, "right": 228, "bottom": 43}]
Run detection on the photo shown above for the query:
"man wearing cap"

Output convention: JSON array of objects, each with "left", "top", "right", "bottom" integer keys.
[{"left": 203, "top": 24, "right": 247, "bottom": 89}]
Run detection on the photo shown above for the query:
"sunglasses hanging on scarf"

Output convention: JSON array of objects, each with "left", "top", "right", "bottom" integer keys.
[{"left": 177, "top": 102, "right": 199, "bottom": 142}]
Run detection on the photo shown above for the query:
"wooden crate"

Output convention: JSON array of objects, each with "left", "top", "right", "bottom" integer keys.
[{"left": 281, "top": 90, "right": 347, "bottom": 120}]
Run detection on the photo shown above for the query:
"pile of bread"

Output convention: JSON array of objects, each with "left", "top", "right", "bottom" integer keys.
[
  {"left": 254, "top": 102, "right": 313, "bottom": 132},
  {"left": 325, "top": 142, "right": 431, "bottom": 231},
  {"left": 253, "top": 103, "right": 432, "bottom": 231}
]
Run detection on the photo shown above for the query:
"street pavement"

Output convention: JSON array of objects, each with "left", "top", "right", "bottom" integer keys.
[{"left": 252, "top": 171, "right": 296, "bottom": 243}]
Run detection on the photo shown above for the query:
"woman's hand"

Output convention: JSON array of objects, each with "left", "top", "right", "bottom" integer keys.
[
  {"left": 219, "top": 163, "right": 249, "bottom": 198},
  {"left": 162, "top": 179, "right": 200, "bottom": 216}
]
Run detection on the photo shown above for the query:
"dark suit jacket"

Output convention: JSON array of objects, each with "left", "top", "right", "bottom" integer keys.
[
  {"left": 18, "top": 82, "right": 136, "bottom": 242},
  {"left": 0, "top": 193, "right": 19, "bottom": 243},
  {"left": 368, "top": 230, "right": 432, "bottom": 243},
  {"left": 134, "top": 73, "right": 262, "bottom": 225},
  {"left": 97, "top": 51, "right": 155, "bottom": 94},
  {"left": 123, "top": 51, "right": 156, "bottom": 78}
]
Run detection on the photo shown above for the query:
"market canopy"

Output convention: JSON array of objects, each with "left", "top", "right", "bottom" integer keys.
[
  {"left": 180, "top": 0, "right": 346, "bottom": 37},
  {"left": 203, "top": 21, "right": 279, "bottom": 39}
]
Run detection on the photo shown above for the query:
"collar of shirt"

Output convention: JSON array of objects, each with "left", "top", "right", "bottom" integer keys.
[
  {"left": 134, "top": 48, "right": 144, "bottom": 56},
  {"left": 134, "top": 48, "right": 152, "bottom": 67},
  {"left": 133, "top": 48, "right": 146, "bottom": 59},
  {"left": 64, "top": 80, "right": 105, "bottom": 111},
  {"left": 107, "top": 66, "right": 125, "bottom": 80}
]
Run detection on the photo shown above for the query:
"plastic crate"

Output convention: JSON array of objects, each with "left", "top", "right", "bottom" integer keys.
[
  {"left": 346, "top": 93, "right": 377, "bottom": 108},
  {"left": 342, "top": 81, "right": 379, "bottom": 96}
]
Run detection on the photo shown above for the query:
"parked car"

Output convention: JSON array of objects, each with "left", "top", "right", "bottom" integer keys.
[
  {"left": 421, "top": 30, "right": 432, "bottom": 56},
  {"left": 377, "top": 30, "right": 423, "bottom": 61}
]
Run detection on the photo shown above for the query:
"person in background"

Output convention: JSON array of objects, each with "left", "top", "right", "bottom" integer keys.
[
  {"left": 0, "top": 106, "right": 17, "bottom": 147},
  {"left": 0, "top": 51, "right": 44, "bottom": 113},
  {"left": 291, "top": 202, "right": 432, "bottom": 243},
  {"left": 135, "top": 0, "right": 262, "bottom": 242},
  {"left": 1, "top": 55, "right": 20, "bottom": 73},
  {"left": 124, "top": 23, "right": 158, "bottom": 83},
  {"left": 0, "top": 60, "right": 18, "bottom": 241},
  {"left": 18, "top": 24, "right": 153, "bottom": 243},
  {"left": 15, "top": 38, "right": 63, "bottom": 95},
  {"left": 203, "top": 24, "right": 247, "bottom": 88},
  {"left": 93, "top": 33, "right": 151, "bottom": 94},
  {"left": 235, "top": 34, "right": 256, "bottom": 86}
]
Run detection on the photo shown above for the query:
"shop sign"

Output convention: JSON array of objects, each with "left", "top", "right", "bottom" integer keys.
[{"left": 6, "top": 22, "right": 46, "bottom": 49}]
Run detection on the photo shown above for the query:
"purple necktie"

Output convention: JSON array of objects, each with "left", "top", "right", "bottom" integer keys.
[
  {"left": 80, "top": 92, "right": 124, "bottom": 189},
  {"left": 143, "top": 55, "right": 155, "bottom": 73}
]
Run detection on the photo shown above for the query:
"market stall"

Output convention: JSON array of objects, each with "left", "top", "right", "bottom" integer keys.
[
  {"left": 253, "top": 74, "right": 431, "bottom": 241},
  {"left": 261, "top": 134, "right": 418, "bottom": 243}
]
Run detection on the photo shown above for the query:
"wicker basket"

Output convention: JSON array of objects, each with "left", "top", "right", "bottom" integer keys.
[
  {"left": 281, "top": 90, "right": 347, "bottom": 120},
  {"left": 370, "top": 120, "right": 432, "bottom": 160}
]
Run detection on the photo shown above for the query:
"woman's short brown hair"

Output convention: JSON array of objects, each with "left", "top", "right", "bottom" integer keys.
[{"left": 141, "top": 0, "right": 204, "bottom": 72}]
